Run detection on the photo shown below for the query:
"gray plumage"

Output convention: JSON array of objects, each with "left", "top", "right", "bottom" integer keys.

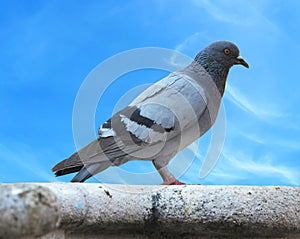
[{"left": 52, "top": 40, "right": 249, "bottom": 184}]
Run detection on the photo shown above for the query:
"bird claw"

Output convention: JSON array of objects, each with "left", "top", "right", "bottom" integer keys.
[
  {"left": 161, "top": 179, "right": 202, "bottom": 185},
  {"left": 162, "top": 179, "right": 186, "bottom": 185}
]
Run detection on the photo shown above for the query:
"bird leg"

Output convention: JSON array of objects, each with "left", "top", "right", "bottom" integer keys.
[
  {"left": 152, "top": 161, "right": 185, "bottom": 185},
  {"left": 161, "top": 178, "right": 186, "bottom": 185}
]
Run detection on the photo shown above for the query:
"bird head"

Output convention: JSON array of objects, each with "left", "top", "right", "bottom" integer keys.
[{"left": 202, "top": 41, "right": 249, "bottom": 69}]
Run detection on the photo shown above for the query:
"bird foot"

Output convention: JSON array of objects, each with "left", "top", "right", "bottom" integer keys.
[{"left": 161, "top": 179, "right": 186, "bottom": 185}]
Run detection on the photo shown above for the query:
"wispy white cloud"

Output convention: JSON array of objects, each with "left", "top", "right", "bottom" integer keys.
[
  {"left": 193, "top": 0, "right": 277, "bottom": 31},
  {"left": 174, "top": 32, "right": 201, "bottom": 52},
  {"left": 226, "top": 84, "right": 286, "bottom": 118},
  {"left": 191, "top": 147, "right": 300, "bottom": 185},
  {"left": 222, "top": 150, "right": 300, "bottom": 185},
  {"left": 181, "top": 138, "right": 300, "bottom": 185},
  {"left": 168, "top": 32, "right": 202, "bottom": 67},
  {"left": 0, "top": 144, "right": 58, "bottom": 182},
  {"left": 239, "top": 130, "right": 300, "bottom": 151},
  {"left": 226, "top": 83, "right": 300, "bottom": 132}
]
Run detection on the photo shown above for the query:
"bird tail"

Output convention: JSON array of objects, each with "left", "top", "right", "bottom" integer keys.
[
  {"left": 52, "top": 153, "right": 112, "bottom": 183},
  {"left": 70, "top": 161, "right": 111, "bottom": 182},
  {"left": 52, "top": 152, "right": 83, "bottom": 177},
  {"left": 70, "top": 167, "right": 91, "bottom": 182},
  {"left": 52, "top": 138, "right": 113, "bottom": 182}
]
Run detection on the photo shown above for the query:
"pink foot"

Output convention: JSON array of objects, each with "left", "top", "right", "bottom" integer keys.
[
  {"left": 170, "top": 179, "right": 186, "bottom": 185},
  {"left": 162, "top": 179, "right": 186, "bottom": 185}
]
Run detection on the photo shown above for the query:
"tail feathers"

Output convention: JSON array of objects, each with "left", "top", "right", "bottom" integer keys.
[
  {"left": 54, "top": 165, "right": 83, "bottom": 177},
  {"left": 52, "top": 152, "right": 82, "bottom": 173},
  {"left": 71, "top": 167, "right": 93, "bottom": 182},
  {"left": 71, "top": 161, "right": 112, "bottom": 182},
  {"left": 52, "top": 137, "right": 129, "bottom": 182}
]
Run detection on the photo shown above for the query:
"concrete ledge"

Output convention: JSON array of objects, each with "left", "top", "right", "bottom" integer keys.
[{"left": 0, "top": 183, "right": 300, "bottom": 238}]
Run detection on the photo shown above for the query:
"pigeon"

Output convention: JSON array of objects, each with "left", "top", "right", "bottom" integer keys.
[{"left": 52, "top": 41, "right": 249, "bottom": 185}]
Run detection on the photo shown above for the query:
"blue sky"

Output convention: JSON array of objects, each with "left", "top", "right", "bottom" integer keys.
[{"left": 1, "top": 0, "right": 300, "bottom": 185}]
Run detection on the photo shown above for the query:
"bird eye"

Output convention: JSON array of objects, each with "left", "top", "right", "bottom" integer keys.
[{"left": 224, "top": 48, "right": 230, "bottom": 55}]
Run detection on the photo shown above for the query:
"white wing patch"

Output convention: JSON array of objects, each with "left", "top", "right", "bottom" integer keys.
[
  {"left": 98, "top": 123, "right": 116, "bottom": 138},
  {"left": 120, "top": 114, "right": 167, "bottom": 144}
]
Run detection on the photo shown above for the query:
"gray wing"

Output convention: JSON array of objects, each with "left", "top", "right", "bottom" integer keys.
[
  {"left": 130, "top": 72, "right": 208, "bottom": 134},
  {"left": 99, "top": 71, "right": 208, "bottom": 149}
]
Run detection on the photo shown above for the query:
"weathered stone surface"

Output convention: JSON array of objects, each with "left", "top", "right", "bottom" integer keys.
[
  {"left": 0, "top": 183, "right": 300, "bottom": 239},
  {"left": 0, "top": 184, "right": 60, "bottom": 239}
]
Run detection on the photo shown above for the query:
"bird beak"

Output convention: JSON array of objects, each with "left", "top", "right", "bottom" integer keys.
[{"left": 235, "top": 55, "right": 249, "bottom": 68}]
